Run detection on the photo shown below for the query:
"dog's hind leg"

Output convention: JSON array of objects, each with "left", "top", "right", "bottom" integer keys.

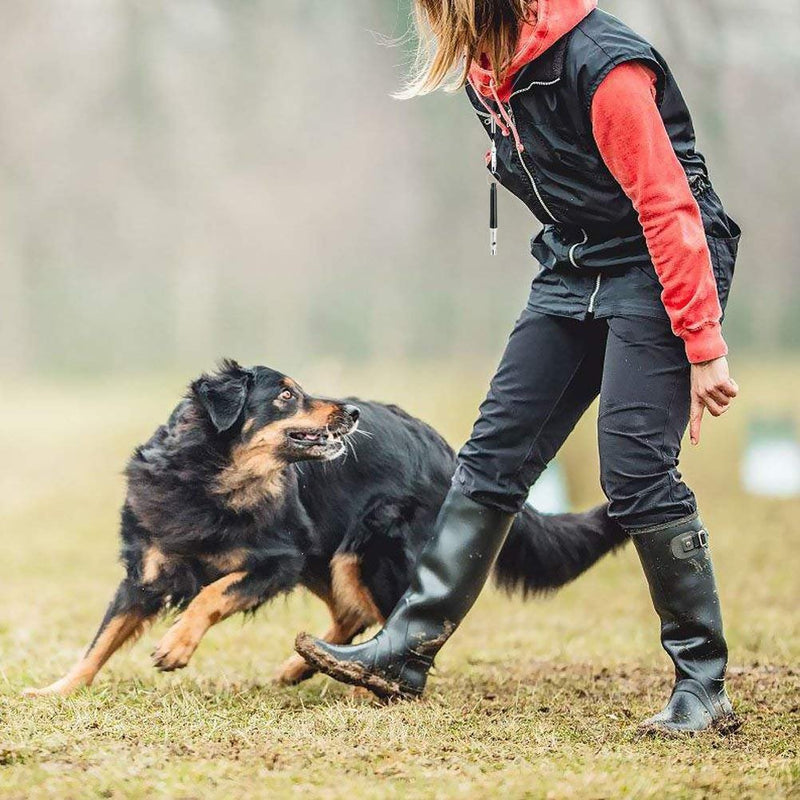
[
  {"left": 275, "top": 554, "right": 385, "bottom": 686},
  {"left": 23, "top": 581, "right": 155, "bottom": 697},
  {"left": 274, "top": 595, "right": 353, "bottom": 685},
  {"left": 151, "top": 571, "right": 256, "bottom": 672},
  {"left": 274, "top": 612, "right": 373, "bottom": 686}
]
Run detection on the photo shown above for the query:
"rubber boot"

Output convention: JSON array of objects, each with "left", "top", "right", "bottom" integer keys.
[
  {"left": 295, "top": 487, "right": 514, "bottom": 700},
  {"left": 632, "top": 514, "right": 739, "bottom": 733}
]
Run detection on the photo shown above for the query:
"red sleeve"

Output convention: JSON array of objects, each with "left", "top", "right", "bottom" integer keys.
[{"left": 590, "top": 62, "right": 727, "bottom": 364}]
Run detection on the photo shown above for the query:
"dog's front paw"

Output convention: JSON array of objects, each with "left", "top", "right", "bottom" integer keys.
[
  {"left": 151, "top": 622, "right": 199, "bottom": 672},
  {"left": 22, "top": 675, "right": 86, "bottom": 698},
  {"left": 274, "top": 653, "right": 317, "bottom": 685}
]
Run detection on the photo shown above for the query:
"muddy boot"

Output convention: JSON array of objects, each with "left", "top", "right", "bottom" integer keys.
[
  {"left": 632, "top": 514, "right": 739, "bottom": 733},
  {"left": 295, "top": 488, "right": 514, "bottom": 700}
]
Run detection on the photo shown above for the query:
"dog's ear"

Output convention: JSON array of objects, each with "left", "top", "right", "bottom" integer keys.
[{"left": 192, "top": 364, "right": 252, "bottom": 433}]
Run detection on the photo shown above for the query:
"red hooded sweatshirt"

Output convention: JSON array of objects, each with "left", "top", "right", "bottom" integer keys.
[{"left": 468, "top": 0, "right": 727, "bottom": 365}]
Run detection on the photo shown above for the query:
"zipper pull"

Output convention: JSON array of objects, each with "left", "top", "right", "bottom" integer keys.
[{"left": 490, "top": 117, "right": 498, "bottom": 256}]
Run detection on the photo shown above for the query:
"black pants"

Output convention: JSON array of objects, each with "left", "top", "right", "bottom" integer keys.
[{"left": 454, "top": 309, "right": 697, "bottom": 530}]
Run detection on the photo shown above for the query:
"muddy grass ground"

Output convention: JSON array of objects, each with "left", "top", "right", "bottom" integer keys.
[{"left": 0, "top": 364, "right": 798, "bottom": 799}]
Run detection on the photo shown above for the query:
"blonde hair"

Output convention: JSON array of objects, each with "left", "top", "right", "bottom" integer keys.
[{"left": 397, "top": 0, "right": 528, "bottom": 98}]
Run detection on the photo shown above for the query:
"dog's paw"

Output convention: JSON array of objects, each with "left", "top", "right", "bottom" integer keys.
[
  {"left": 274, "top": 653, "right": 317, "bottom": 685},
  {"left": 349, "top": 686, "right": 376, "bottom": 702},
  {"left": 151, "top": 623, "right": 199, "bottom": 672},
  {"left": 22, "top": 676, "right": 83, "bottom": 698}
]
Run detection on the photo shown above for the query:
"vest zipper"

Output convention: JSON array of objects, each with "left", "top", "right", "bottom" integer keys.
[
  {"left": 506, "top": 104, "right": 560, "bottom": 224},
  {"left": 588, "top": 273, "right": 601, "bottom": 315},
  {"left": 506, "top": 101, "right": 589, "bottom": 267}
]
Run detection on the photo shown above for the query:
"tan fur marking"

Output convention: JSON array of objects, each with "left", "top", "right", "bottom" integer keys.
[
  {"left": 330, "top": 553, "right": 385, "bottom": 629},
  {"left": 214, "top": 403, "right": 339, "bottom": 511},
  {"left": 152, "top": 572, "right": 253, "bottom": 671},
  {"left": 201, "top": 548, "right": 249, "bottom": 574},
  {"left": 241, "top": 418, "right": 256, "bottom": 434},
  {"left": 142, "top": 546, "right": 169, "bottom": 584},
  {"left": 306, "top": 400, "right": 341, "bottom": 428},
  {"left": 23, "top": 611, "right": 149, "bottom": 697},
  {"left": 213, "top": 422, "right": 292, "bottom": 511},
  {"left": 275, "top": 588, "right": 381, "bottom": 685}
]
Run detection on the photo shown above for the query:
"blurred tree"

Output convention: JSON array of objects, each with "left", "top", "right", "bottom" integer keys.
[{"left": 0, "top": 0, "right": 797, "bottom": 375}]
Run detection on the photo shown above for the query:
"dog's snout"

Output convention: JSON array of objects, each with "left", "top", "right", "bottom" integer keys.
[{"left": 343, "top": 404, "right": 360, "bottom": 424}]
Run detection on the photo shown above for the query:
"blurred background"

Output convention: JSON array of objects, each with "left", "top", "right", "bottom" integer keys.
[
  {"left": 1, "top": 0, "right": 799, "bottom": 376},
  {"left": 0, "top": 5, "right": 797, "bottom": 794},
  {"left": 1, "top": 0, "right": 799, "bottom": 506}
]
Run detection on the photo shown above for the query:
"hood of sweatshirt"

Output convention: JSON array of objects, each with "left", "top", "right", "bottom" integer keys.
[{"left": 468, "top": 0, "right": 597, "bottom": 102}]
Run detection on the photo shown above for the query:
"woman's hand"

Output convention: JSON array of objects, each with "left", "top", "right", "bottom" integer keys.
[{"left": 689, "top": 356, "right": 739, "bottom": 446}]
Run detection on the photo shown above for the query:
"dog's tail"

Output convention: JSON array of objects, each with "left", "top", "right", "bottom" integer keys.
[{"left": 493, "top": 503, "right": 629, "bottom": 597}]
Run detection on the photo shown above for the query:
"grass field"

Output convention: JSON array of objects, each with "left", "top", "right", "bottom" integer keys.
[{"left": 1, "top": 363, "right": 798, "bottom": 799}]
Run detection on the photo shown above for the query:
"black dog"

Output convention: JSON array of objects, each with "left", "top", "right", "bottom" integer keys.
[{"left": 25, "top": 360, "right": 628, "bottom": 696}]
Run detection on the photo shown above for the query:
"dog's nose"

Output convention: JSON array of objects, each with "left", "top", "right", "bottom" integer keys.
[{"left": 343, "top": 404, "right": 360, "bottom": 423}]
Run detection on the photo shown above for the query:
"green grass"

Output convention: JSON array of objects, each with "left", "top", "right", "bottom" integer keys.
[{"left": 1, "top": 363, "right": 798, "bottom": 799}]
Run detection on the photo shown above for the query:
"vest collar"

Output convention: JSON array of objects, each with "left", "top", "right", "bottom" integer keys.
[{"left": 507, "top": 37, "right": 569, "bottom": 97}]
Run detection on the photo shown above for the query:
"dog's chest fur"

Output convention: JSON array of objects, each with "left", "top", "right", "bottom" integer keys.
[{"left": 123, "top": 400, "right": 294, "bottom": 553}]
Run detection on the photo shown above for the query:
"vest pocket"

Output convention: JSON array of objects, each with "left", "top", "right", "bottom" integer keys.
[{"left": 707, "top": 217, "right": 741, "bottom": 311}]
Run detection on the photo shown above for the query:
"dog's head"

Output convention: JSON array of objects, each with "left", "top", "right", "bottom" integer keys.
[{"left": 191, "top": 359, "right": 359, "bottom": 465}]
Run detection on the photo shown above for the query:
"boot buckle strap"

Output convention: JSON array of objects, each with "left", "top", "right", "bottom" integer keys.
[{"left": 671, "top": 529, "right": 709, "bottom": 559}]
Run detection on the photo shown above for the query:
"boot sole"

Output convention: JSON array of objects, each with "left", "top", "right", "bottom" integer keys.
[
  {"left": 295, "top": 633, "right": 421, "bottom": 702},
  {"left": 638, "top": 712, "right": 742, "bottom": 737}
]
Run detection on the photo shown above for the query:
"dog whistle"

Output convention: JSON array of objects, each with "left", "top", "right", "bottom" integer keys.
[{"left": 490, "top": 181, "right": 498, "bottom": 256}]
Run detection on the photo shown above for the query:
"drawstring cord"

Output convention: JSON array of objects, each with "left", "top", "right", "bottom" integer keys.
[
  {"left": 468, "top": 77, "right": 504, "bottom": 256},
  {"left": 466, "top": 76, "right": 525, "bottom": 152},
  {"left": 468, "top": 77, "right": 510, "bottom": 138},
  {"left": 489, "top": 83, "right": 525, "bottom": 153},
  {"left": 468, "top": 77, "right": 527, "bottom": 256}
]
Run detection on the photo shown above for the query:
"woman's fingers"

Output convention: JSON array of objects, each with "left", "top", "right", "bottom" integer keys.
[
  {"left": 707, "top": 388, "right": 732, "bottom": 406},
  {"left": 702, "top": 394, "right": 729, "bottom": 417},
  {"left": 708, "top": 378, "right": 739, "bottom": 405},
  {"left": 689, "top": 358, "right": 740, "bottom": 445},
  {"left": 690, "top": 396, "right": 705, "bottom": 445},
  {"left": 691, "top": 391, "right": 728, "bottom": 446},
  {"left": 720, "top": 378, "right": 739, "bottom": 398}
]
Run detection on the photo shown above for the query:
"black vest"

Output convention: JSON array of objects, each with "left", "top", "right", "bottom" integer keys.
[{"left": 466, "top": 9, "right": 726, "bottom": 271}]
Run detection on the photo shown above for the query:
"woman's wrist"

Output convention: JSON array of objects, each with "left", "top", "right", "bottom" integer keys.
[{"left": 682, "top": 322, "right": 728, "bottom": 365}]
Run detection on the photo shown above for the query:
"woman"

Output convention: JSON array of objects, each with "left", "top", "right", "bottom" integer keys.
[{"left": 297, "top": 0, "right": 740, "bottom": 733}]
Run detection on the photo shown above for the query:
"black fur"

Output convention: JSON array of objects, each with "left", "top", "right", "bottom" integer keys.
[
  {"left": 39, "top": 360, "right": 630, "bottom": 691},
  {"left": 498, "top": 504, "right": 629, "bottom": 596}
]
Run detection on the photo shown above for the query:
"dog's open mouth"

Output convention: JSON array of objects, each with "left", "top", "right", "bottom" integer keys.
[
  {"left": 287, "top": 428, "right": 335, "bottom": 445},
  {"left": 285, "top": 418, "right": 357, "bottom": 461}
]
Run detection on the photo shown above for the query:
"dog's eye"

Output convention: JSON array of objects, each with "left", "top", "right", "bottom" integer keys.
[{"left": 279, "top": 390, "right": 294, "bottom": 401}]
